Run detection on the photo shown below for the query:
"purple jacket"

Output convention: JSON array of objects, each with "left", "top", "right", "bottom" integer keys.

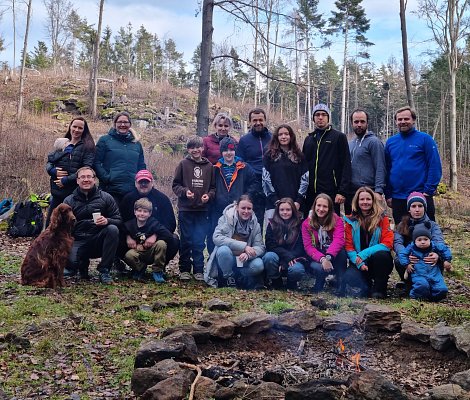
[{"left": 301, "top": 213, "right": 345, "bottom": 262}]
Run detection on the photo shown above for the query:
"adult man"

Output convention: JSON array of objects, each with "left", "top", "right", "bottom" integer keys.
[
  {"left": 302, "top": 103, "right": 351, "bottom": 214},
  {"left": 345, "top": 109, "right": 386, "bottom": 215},
  {"left": 63, "top": 167, "right": 122, "bottom": 284},
  {"left": 236, "top": 108, "right": 272, "bottom": 228},
  {"left": 385, "top": 106, "right": 442, "bottom": 223},
  {"left": 120, "top": 169, "right": 179, "bottom": 264}
]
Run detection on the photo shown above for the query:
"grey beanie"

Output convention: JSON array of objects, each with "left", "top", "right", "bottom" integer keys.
[
  {"left": 312, "top": 103, "right": 330, "bottom": 118},
  {"left": 412, "top": 222, "right": 432, "bottom": 241}
]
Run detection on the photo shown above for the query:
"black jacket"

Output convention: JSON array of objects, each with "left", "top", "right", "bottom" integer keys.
[
  {"left": 46, "top": 141, "right": 95, "bottom": 198},
  {"left": 120, "top": 188, "right": 177, "bottom": 233},
  {"left": 63, "top": 186, "right": 122, "bottom": 241},
  {"left": 302, "top": 126, "right": 351, "bottom": 206},
  {"left": 123, "top": 216, "right": 173, "bottom": 244},
  {"left": 265, "top": 222, "right": 306, "bottom": 266}
]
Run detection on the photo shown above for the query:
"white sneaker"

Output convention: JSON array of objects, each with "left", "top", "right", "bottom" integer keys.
[
  {"left": 193, "top": 273, "right": 204, "bottom": 281},
  {"left": 179, "top": 271, "right": 192, "bottom": 281}
]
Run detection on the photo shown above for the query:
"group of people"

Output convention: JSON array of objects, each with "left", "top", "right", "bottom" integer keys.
[{"left": 44, "top": 105, "right": 452, "bottom": 301}]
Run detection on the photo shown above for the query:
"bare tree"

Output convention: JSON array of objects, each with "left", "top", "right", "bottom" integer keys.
[
  {"left": 418, "top": 0, "right": 470, "bottom": 191},
  {"left": 89, "top": 0, "right": 104, "bottom": 119},
  {"left": 17, "top": 0, "right": 32, "bottom": 120},
  {"left": 400, "top": 0, "right": 414, "bottom": 108}
]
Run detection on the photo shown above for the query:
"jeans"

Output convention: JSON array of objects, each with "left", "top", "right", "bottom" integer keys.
[
  {"left": 263, "top": 251, "right": 306, "bottom": 286},
  {"left": 178, "top": 211, "right": 209, "bottom": 274},
  {"left": 69, "top": 224, "right": 119, "bottom": 274},
  {"left": 216, "top": 245, "right": 264, "bottom": 289},
  {"left": 308, "top": 249, "right": 348, "bottom": 291}
]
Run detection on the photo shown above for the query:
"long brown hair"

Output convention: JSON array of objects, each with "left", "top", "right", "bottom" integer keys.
[
  {"left": 267, "top": 124, "right": 303, "bottom": 163},
  {"left": 351, "top": 186, "right": 382, "bottom": 232},
  {"left": 64, "top": 117, "right": 95, "bottom": 151},
  {"left": 270, "top": 197, "right": 301, "bottom": 245},
  {"left": 309, "top": 193, "right": 336, "bottom": 231}
]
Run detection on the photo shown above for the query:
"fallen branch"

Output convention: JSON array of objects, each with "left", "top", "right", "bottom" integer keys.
[{"left": 178, "top": 362, "right": 202, "bottom": 400}]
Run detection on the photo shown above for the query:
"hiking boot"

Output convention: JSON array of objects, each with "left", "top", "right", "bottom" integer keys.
[
  {"left": 179, "top": 271, "right": 191, "bottom": 281},
  {"left": 132, "top": 270, "right": 146, "bottom": 281},
  {"left": 99, "top": 270, "right": 113, "bottom": 285},
  {"left": 152, "top": 272, "right": 165, "bottom": 283},
  {"left": 226, "top": 276, "right": 237, "bottom": 288},
  {"left": 64, "top": 268, "right": 77, "bottom": 277},
  {"left": 193, "top": 273, "right": 204, "bottom": 282}
]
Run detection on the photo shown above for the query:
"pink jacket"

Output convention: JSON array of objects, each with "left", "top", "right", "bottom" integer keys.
[{"left": 301, "top": 213, "right": 345, "bottom": 262}]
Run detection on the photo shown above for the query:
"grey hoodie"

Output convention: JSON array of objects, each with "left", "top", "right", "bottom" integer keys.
[{"left": 349, "top": 131, "right": 386, "bottom": 194}]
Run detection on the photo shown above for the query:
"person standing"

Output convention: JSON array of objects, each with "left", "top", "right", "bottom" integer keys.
[
  {"left": 94, "top": 112, "right": 146, "bottom": 206},
  {"left": 203, "top": 113, "right": 237, "bottom": 164},
  {"left": 302, "top": 104, "right": 351, "bottom": 215},
  {"left": 345, "top": 109, "right": 386, "bottom": 215},
  {"left": 45, "top": 117, "right": 95, "bottom": 226},
  {"left": 236, "top": 108, "right": 272, "bottom": 229},
  {"left": 385, "top": 106, "right": 442, "bottom": 223}
]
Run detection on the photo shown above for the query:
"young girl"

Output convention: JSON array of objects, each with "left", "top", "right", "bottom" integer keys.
[
  {"left": 262, "top": 124, "right": 309, "bottom": 217},
  {"left": 263, "top": 197, "right": 307, "bottom": 290},
  {"left": 204, "top": 194, "right": 265, "bottom": 289},
  {"left": 301, "top": 193, "right": 347, "bottom": 293},
  {"left": 342, "top": 186, "right": 394, "bottom": 298}
]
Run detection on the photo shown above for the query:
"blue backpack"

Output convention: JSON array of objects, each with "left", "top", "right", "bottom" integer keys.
[{"left": 0, "top": 198, "right": 13, "bottom": 216}]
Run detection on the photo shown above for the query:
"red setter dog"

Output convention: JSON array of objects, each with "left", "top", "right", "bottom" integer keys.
[{"left": 21, "top": 203, "right": 75, "bottom": 289}]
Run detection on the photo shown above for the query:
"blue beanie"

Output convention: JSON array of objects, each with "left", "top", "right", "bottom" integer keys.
[{"left": 312, "top": 103, "right": 330, "bottom": 119}]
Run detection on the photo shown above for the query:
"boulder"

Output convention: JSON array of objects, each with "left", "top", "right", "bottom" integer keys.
[
  {"left": 427, "top": 384, "right": 469, "bottom": 400},
  {"left": 358, "top": 304, "right": 401, "bottom": 333},
  {"left": 206, "top": 298, "right": 233, "bottom": 311},
  {"left": 400, "top": 321, "right": 431, "bottom": 343},
  {"left": 275, "top": 309, "right": 323, "bottom": 332},
  {"left": 163, "top": 331, "right": 198, "bottom": 363},
  {"left": 346, "top": 370, "right": 409, "bottom": 400},
  {"left": 161, "top": 324, "right": 211, "bottom": 344},
  {"left": 452, "top": 322, "right": 470, "bottom": 357},
  {"left": 323, "top": 313, "right": 356, "bottom": 331},
  {"left": 430, "top": 322, "right": 454, "bottom": 352},
  {"left": 141, "top": 374, "right": 194, "bottom": 400},
  {"left": 232, "top": 312, "right": 275, "bottom": 334},
  {"left": 193, "top": 376, "right": 217, "bottom": 400},
  {"left": 285, "top": 378, "right": 347, "bottom": 400},
  {"left": 215, "top": 381, "right": 285, "bottom": 400},
  {"left": 198, "top": 312, "right": 236, "bottom": 339},
  {"left": 452, "top": 369, "right": 470, "bottom": 391}
]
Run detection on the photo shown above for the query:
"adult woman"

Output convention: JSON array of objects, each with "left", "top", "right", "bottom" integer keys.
[
  {"left": 94, "top": 112, "right": 146, "bottom": 205},
  {"left": 46, "top": 117, "right": 95, "bottom": 225},
  {"left": 394, "top": 192, "right": 447, "bottom": 284},
  {"left": 342, "top": 186, "right": 394, "bottom": 298},
  {"left": 203, "top": 112, "right": 237, "bottom": 164},
  {"left": 263, "top": 197, "right": 307, "bottom": 290},
  {"left": 204, "top": 195, "right": 265, "bottom": 289},
  {"left": 301, "top": 193, "right": 347, "bottom": 293},
  {"left": 262, "top": 124, "right": 308, "bottom": 216}
]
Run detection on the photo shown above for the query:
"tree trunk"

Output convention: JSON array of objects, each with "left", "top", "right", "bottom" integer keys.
[
  {"left": 400, "top": 0, "right": 414, "bottom": 108},
  {"left": 196, "top": 0, "right": 214, "bottom": 137},
  {"left": 90, "top": 0, "right": 104, "bottom": 119},
  {"left": 340, "top": 29, "right": 348, "bottom": 133},
  {"left": 17, "top": 0, "right": 32, "bottom": 121},
  {"left": 449, "top": 69, "right": 458, "bottom": 190}
]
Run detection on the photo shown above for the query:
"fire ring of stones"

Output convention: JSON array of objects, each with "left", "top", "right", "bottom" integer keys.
[{"left": 131, "top": 301, "right": 470, "bottom": 400}]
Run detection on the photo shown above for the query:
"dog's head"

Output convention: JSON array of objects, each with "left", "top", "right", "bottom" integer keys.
[{"left": 49, "top": 204, "right": 76, "bottom": 232}]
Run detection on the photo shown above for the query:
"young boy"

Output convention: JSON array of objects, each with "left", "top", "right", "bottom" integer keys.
[
  {"left": 398, "top": 222, "right": 452, "bottom": 301},
  {"left": 123, "top": 198, "right": 174, "bottom": 283},
  {"left": 172, "top": 135, "right": 215, "bottom": 281}
]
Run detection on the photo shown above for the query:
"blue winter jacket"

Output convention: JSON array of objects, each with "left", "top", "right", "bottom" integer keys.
[
  {"left": 384, "top": 127, "right": 442, "bottom": 199},
  {"left": 236, "top": 128, "right": 272, "bottom": 176}
]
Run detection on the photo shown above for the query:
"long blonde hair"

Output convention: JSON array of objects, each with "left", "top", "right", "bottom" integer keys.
[
  {"left": 351, "top": 186, "right": 382, "bottom": 232},
  {"left": 309, "top": 193, "right": 336, "bottom": 232}
]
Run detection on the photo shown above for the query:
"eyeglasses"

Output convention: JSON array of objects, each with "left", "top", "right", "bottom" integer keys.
[
  {"left": 315, "top": 112, "right": 328, "bottom": 117},
  {"left": 78, "top": 175, "right": 95, "bottom": 180},
  {"left": 116, "top": 121, "right": 130, "bottom": 125},
  {"left": 138, "top": 180, "right": 151, "bottom": 185}
]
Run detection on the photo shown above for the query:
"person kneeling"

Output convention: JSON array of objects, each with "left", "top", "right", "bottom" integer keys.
[
  {"left": 205, "top": 195, "right": 265, "bottom": 289},
  {"left": 398, "top": 222, "right": 452, "bottom": 302},
  {"left": 123, "top": 198, "right": 174, "bottom": 283}
]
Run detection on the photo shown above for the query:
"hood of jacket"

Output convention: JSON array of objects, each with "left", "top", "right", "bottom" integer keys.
[
  {"left": 108, "top": 127, "right": 141, "bottom": 142},
  {"left": 221, "top": 202, "right": 259, "bottom": 229}
]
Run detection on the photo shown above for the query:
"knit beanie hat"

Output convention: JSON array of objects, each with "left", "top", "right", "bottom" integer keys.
[
  {"left": 312, "top": 103, "right": 330, "bottom": 119},
  {"left": 412, "top": 221, "right": 432, "bottom": 241},
  {"left": 407, "top": 191, "right": 427, "bottom": 211},
  {"left": 220, "top": 137, "right": 237, "bottom": 153}
]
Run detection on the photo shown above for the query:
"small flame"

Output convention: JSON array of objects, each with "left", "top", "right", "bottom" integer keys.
[
  {"left": 337, "top": 338, "right": 345, "bottom": 353},
  {"left": 351, "top": 353, "right": 361, "bottom": 372}
]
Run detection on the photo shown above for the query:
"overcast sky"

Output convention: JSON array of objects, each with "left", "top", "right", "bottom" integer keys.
[{"left": 0, "top": 0, "right": 435, "bottom": 70}]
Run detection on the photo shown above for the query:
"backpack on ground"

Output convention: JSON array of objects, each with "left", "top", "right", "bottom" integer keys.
[{"left": 7, "top": 200, "right": 44, "bottom": 238}]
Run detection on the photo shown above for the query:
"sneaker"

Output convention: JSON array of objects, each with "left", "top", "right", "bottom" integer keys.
[
  {"left": 226, "top": 276, "right": 237, "bottom": 288},
  {"left": 99, "top": 271, "right": 113, "bottom": 285},
  {"left": 193, "top": 273, "right": 204, "bottom": 281},
  {"left": 64, "top": 268, "right": 77, "bottom": 277},
  {"left": 179, "top": 271, "right": 192, "bottom": 281},
  {"left": 152, "top": 272, "right": 165, "bottom": 283}
]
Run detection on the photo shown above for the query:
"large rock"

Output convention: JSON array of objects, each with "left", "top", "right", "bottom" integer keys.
[
  {"left": 163, "top": 331, "right": 198, "bottom": 363},
  {"left": 427, "top": 384, "right": 469, "bottom": 400},
  {"left": 430, "top": 322, "right": 454, "bottom": 352},
  {"left": 215, "top": 381, "right": 285, "bottom": 400},
  {"left": 323, "top": 313, "right": 356, "bottom": 331},
  {"left": 206, "top": 298, "right": 233, "bottom": 311},
  {"left": 198, "top": 312, "right": 236, "bottom": 339},
  {"left": 193, "top": 376, "right": 217, "bottom": 400},
  {"left": 131, "top": 359, "right": 181, "bottom": 395},
  {"left": 161, "top": 324, "right": 211, "bottom": 344},
  {"left": 275, "top": 310, "right": 323, "bottom": 332},
  {"left": 285, "top": 379, "right": 347, "bottom": 400},
  {"left": 452, "top": 369, "right": 470, "bottom": 391},
  {"left": 346, "top": 370, "right": 409, "bottom": 400},
  {"left": 232, "top": 312, "right": 275, "bottom": 334},
  {"left": 400, "top": 321, "right": 432, "bottom": 343},
  {"left": 358, "top": 305, "right": 401, "bottom": 333},
  {"left": 141, "top": 374, "right": 194, "bottom": 400},
  {"left": 452, "top": 322, "right": 470, "bottom": 357}
]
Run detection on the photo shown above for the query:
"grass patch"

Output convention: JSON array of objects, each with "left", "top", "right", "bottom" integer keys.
[{"left": 261, "top": 300, "right": 295, "bottom": 314}]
